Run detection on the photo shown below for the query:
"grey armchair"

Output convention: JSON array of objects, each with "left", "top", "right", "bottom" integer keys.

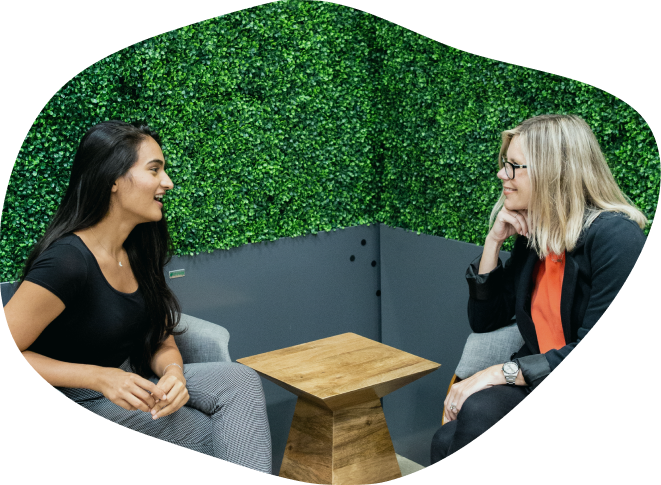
[
  {"left": 453, "top": 322, "right": 524, "bottom": 380},
  {"left": 175, "top": 313, "right": 231, "bottom": 364}
]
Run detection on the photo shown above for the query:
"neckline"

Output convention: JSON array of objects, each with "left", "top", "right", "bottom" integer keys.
[
  {"left": 548, "top": 251, "right": 565, "bottom": 263},
  {"left": 70, "top": 233, "right": 140, "bottom": 296}
]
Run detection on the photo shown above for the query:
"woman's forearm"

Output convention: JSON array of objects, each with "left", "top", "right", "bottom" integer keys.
[
  {"left": 478, "top": 235, "right": 504, "bottom": 275},
  {"left": 22, "top": 350, "right": 108, "bottom": 391},
  {"left": 150, "top": 335, "right": 184, "bottom": 378}
]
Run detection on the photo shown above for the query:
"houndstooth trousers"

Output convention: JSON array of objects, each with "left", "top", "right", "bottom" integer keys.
[{"left": 58, "top": 360, "right": 272, "bottom": 474}]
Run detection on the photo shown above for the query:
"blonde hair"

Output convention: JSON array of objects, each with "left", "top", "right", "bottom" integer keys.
[{"left": 490, "top": 114, "right": 647, "bottom": 258}]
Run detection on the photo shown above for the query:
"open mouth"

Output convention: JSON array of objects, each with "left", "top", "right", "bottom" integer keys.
[{"left": 154, "top": 194, "right": 164, "bottom": 203}]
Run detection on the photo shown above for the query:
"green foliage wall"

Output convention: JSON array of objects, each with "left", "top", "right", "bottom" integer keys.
[
  {"left": 374, "top": 22, "right": 659, "bottom": 248},
  {"left": 1, "top": 0, "right": 658, "bottom": 281}
]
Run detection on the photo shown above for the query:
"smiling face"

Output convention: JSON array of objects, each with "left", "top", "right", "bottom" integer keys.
[
  {"left": 498, "top": 135, "right": 531, "bottom": 211},
  {"left": 111, "top": 136, "right": 173, "bottom": 224}
]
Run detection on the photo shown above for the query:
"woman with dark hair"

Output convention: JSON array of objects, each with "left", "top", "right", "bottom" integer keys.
[
  {"left": 430, "top": 114, "right": 647, "bottom": 462},
  {"left": 5, "top": 120, "right": 272, "bottom": 473}
]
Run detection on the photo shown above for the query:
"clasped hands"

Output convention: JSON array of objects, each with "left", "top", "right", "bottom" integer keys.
[{"left": 98, "top": 366, "right": 189, "bottom": 419}]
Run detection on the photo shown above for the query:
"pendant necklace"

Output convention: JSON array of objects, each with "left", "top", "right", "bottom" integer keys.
[
  {"left": 550, "top": 252, "right": 564, "bottom": 263},
  {"left": 90, "top": 227, "right": 124, "bottom": 267}
]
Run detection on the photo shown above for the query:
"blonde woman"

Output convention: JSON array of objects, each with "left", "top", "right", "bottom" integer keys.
[{"left": 431, "top": 114, "right": 647, "bottom": 463}]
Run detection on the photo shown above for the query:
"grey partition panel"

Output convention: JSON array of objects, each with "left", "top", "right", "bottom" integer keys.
[
  {"left": 1, "top": 281, "right": 17, "bottom": 306},
  {"left": 3, "top": 224, "right": 514, "bottom": 471},
  {"left": 164, "top": 225, "right": 381, "bottom": 473},
  {"left": 379, "top": 225, "right": 510, "bottom": 467}
]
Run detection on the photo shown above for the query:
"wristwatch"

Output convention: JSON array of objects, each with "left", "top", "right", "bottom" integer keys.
[{"left": 502, "top": 361, "right": 520, "bottom": 385}]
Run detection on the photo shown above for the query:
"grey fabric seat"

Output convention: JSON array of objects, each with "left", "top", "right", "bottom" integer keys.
[
  {"left": 441, "top": 323, "right": 524, "bottom": 426},
  {"left": 174, "top": 313, "right": 231, "bottom": 364},
  {"left": 58, "top": 313, "right": 232, "bottom": 395},
  {"left": 454, "top": 323, "right": 524, "bottom": 379}
]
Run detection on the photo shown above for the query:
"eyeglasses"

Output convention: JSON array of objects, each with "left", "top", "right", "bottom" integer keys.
[{"left": 501, "top": 158, "right": 527, "bottom": 179}]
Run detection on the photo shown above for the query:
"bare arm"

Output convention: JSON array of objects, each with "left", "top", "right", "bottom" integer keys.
[
  {"left": 478, "top": 236, "right": 504, "bottom": 275},
  {"left": 151, "top": 334, "right": 185, "bottom": 378},
  {"left": 5, "top": 282, "right": 100, "bottom": 389},
  {"left": 5, "top": 281, "right": 166, "bottom": 410},
  {"left": 478, "top": 208, "right": 529, "bottom": 274}
]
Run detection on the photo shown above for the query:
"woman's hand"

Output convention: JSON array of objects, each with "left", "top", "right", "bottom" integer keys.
[
  {"left": 96, "top": 367, "right": 167, "bottom": 412},
  {"left": 488, "top": 208, "right": 529, "bottom": 245},
  {"left": 479, "top": 208, "right": 530, "bottom": 274},
  {"left": 150, "top": 366, "right": 189, "bottom": 420},
  {"left": 444, "top": 364, "right": 505, "bottom": 423}
]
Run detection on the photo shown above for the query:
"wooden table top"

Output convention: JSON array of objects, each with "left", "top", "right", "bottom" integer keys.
[{"left": 237, "top": 333, "right": 440, "bottom": 410}]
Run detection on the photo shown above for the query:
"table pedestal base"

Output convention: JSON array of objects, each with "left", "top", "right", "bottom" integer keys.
[{"left": 279, "top": 397, "right": 402, "bottom": 485}]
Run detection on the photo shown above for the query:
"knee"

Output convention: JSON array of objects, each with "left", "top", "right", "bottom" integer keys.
[
  {"left": 188, "top": 363, "right": 265, "bottom": 414},
  {"left": 431, "top": 421, "right": 456, "bottom": 464},
  {"left": 222, "top": 363, "right": 264, "bottom": 393},
  {"left": 236, "top": 364, "right": 262, "bottom": 387},
  {"left": 458, "top": 390, "right": 493, "bottom": 423}
]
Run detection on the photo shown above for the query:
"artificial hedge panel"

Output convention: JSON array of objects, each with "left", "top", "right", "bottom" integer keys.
[
  {"left": 148, "top": 3, "right": 380, "bottom": 250},
  {"left": 1, "top": 0, "right": 658, "bottom": 281},
  {"left": 1, "top": 0, "right": 382, "bottom": 281},
  {"left": 375, "top": 21, "right": 659, "bottom": 249}
]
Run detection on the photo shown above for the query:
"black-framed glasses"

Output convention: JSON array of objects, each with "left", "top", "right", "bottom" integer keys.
[{"left": 501, "top": 157, "right": 527, "bottom": 179}]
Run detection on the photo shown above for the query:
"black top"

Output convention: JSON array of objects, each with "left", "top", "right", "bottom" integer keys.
[
  {"left": 465, "top": 212, "right": 646, "bottom": 388},
  {"left": 25, "top": 234, "right": 149, "bottom": 368}
]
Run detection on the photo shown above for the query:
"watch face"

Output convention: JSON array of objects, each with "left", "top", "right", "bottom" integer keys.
[{"left": 504, "top": 362, "right": 517, "bottom": 374}]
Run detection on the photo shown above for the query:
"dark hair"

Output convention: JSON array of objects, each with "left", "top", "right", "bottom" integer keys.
[{"left": 21, "top": 120, "right": 182, "bottom": 378}]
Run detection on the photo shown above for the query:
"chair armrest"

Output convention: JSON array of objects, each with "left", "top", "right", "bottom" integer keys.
[
  {"left": 454, "top": 323, "right": 523, "bottom": 379},
  {"left": 174, "top": 313, "right": 231, "bottom": 364}
]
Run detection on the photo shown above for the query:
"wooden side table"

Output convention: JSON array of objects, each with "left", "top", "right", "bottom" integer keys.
[{"left": 237, "top": 333, "right": 440, "bottom": 484}]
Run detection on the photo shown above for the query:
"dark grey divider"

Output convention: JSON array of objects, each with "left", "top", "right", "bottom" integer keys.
[
  {"left": 379, "top": 225, "right": 510, "bottom": 467},
  {"left": 164, "top": 225, "right": 381, "bottom": 473},
  {"left": 1, "top": 282, "right": 16, "bottom": 306}
]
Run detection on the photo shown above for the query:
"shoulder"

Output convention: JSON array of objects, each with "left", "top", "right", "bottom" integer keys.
[
  {"left": 584, "top": 212, "right": 645, "bottom": 245},
  {"left": 25, "top": 234, "right": 91, "bottom": 307},
  {"left": 590, "top": 211, "right": 643, "bottom": 230},
  {"left": 27, "top": 235, "right": 90, "bottom": 282},
  {"left": 579, "top": 211, "right": 646, "bottom": 263}
]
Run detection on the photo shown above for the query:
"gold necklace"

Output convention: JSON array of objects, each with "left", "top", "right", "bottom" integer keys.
[
  {"left": 90, "top": 227, "right": 124, "bottom": 267},
  {"left": 550, "top": 252, "right": 564, "bottom": 263}
]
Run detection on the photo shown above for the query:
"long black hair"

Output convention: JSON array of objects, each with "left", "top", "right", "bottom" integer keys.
[{"left": 21, "top": 120, "right": 182, "bottom": 378}]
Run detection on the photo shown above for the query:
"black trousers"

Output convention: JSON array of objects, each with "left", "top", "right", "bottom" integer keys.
[{"left": 430, "top": 385, "right": 530, "bottom": 463}]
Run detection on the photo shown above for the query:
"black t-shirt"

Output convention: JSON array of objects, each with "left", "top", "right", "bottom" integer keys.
[{"left": 25, "top": 234, "right": 149, "bottom": 368}]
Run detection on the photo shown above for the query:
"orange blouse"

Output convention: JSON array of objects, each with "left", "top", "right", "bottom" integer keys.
[{"left": 531, "top": 252, "right": 567, "bottom": 353}]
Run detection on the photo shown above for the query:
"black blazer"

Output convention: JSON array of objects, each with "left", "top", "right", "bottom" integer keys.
[{"left": 465, "top": 212, "right": 646, "bottom": 388}]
